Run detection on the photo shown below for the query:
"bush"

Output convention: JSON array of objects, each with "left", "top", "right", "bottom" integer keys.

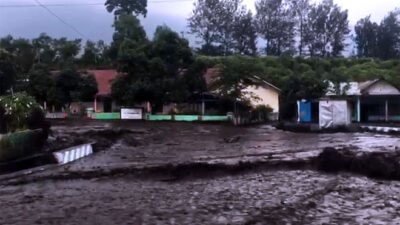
[
  {"left": 251, "top": 105, "right": 273, "bottom": 122},
  {"left": 0, "top": 93, "right": 44, "bottom": 133}
]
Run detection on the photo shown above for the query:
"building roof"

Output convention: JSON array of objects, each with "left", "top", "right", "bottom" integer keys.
[
  {"left": 326, "top": 79, "right": 400, "bottom": 96},
  {"left": 204, "top": 68, "right": 220, "bottom": 87},
  {"left": 88, "top": 70, "right": 119, "bottom": 96},
  {"left": 204, "top": 67, "right": 280, "bottom": 92},
  {"left": 249, "top": 75, "right": 281, "bottom": 92}
]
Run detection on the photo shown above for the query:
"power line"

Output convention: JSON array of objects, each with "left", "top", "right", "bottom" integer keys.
[
  {"left": 0, "top": 0, "right": 193, "bottom": 7},
  {"left": 32, "top": 0, "right": 88, "bottom": 39}
]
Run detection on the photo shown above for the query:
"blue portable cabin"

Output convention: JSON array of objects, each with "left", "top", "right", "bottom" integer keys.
[{"left": 297, "top": 100, "right": 319, "bottom": 123}]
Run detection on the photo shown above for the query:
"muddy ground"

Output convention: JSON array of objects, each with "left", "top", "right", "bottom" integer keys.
[{"left": 1, "top": 120, "right": 400, "bottom": 224}]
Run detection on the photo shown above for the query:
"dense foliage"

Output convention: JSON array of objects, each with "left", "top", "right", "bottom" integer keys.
[
  {"left": 355, "top": 10, "right": 400, "bottom": 59},
  {"left": 111, "top": 23, "right": 206, "bottom": 109},
  {"left": 0, "top": 93, "right": 42, "bottom": 133},
  {"left": 0, "top": 49, "right": 17, "bottom": 95}
]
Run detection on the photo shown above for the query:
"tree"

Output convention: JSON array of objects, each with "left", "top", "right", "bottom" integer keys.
[
  {"left": 0, "top": 35, "right": 15, "bottom": 53},
  {"left": 105, "top": 0, "right": 147, "bottom": 17},
  {"left": 32, "top": 33, "right": 56, "bottom": 65},
  {"left": 305, "top": 0, "right": 350, "bottom": 57},
  {"left": 112, "top": 25, "right": 195, "bottom": 109},
  {"left": 211, "top": 57, "right": 264, "bottom": 103},
  {"left": 27, "top": 64, "right": 53, "bottom": 105},
  {"left": 48, "top": 68, "right": 81, "bottom": 109},
  {"left": 183, "top": 60, "right": 208, "bottom": 96},
  {"left": 354, "top": 16, "right": 379, "bottom": 58},
  {"left": 188, "top": 0, "right": 222, "bottom": 55},
  {"left": 0, "top": 49, "right": 16, "bottom": 95},
  {"left": 215, "top": 0, "right": 242, "bottom": 56},
  {"left": 189, "top": 0, "right": 243, "bottom": 56},
  {"left": 377, "top": 10, "right": 400, "bottom": 60},
  {"left": 233, "top": 10, "right": 257, "bottom": 55},
  {"left": 109, "top": 14, "right": 148, "bottom": 62},
  {"left": 289, "top": 0, "right": 311, "bottom": 56},
  {"left": 78, "top": 74, "right": 98, "bottom": 102},
  {"left": 12, "top": 38, "right": 35, "bottom": 74},
  {"left": 53, "top": 38, "right": 81, "bottom": 65},
  {"left": 256, "top": 0, "right": 296, "bottom": 56},
  {"left": 81, "top": 40, "right": 100, "bottom": 66}
]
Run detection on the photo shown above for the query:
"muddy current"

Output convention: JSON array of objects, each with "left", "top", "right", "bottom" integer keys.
[{"left": 1, "top": 120, "right": 400, "bottom": 224}]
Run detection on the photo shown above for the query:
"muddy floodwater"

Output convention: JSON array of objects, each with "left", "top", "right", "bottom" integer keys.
[{"left": 1, "top": 120, "right": 400, "bottom": 224}]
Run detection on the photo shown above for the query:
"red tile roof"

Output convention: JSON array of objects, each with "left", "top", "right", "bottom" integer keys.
[
  {"left": 88, "top": 70, "right": 119, "bottom": 96},
  {"left": 204, "top": 68, "right": 220, "bottom": 87}
]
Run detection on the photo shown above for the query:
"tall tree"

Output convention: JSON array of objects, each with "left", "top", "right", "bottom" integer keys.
[
  {"left": 27, "top": 64, "right": 53, "bottom": 105},
  {"left": 0, "top": 36, "right": 35, "bottom": 74},
  {"left": 105, "top": 0, "right": 147, "bottom": 17},
  {"left": 48, "top": 68, "right": 81, "bottom": 109},
  {"left": 215, "top": 0, "right": 242, "bottom": 56},
  {"left": 354, "top": 16, "right": 379, "bottom": 58},
  {"left": 0, "top": 49, "right": 16, "bottom": 95},
  {"left": 256, "top": 0, "right": 296, "bottom": 56},
  {"left": 305, "top": 0, "right": 349, "bottom": 57},
  {"left": 188, "top": 0, "right": 222, "bottom": 55},
  {"left": 289, "top": 0, "right": 311, "bottom": 56},
  {"left": 233, "top": 9, "right": 258, "bottom": 55},
  {"left": 189, "top": 0, "right": 244, "bottom": 56},
  {"left": 12, "top": 38, "right": 35, "bottom": 74},
  {"left": 81, "top": 40, "right": 100, "bottom": 66},
  {"left": 109, "top": 14, "right": 148, "bottom": 62},
  {"left": 32, "top": 33, "right": 56, "bottom": 65},
  {"left": 112, "top": 26, "right": 194, "bottom": 109},
  {"left": 377, "top": 10, "right": 400, "bottom": 60},
  {"left": 53, "top": 38, "right": 81, "bottom": 65}
]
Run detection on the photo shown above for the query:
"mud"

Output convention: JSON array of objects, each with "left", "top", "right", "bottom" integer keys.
[
  {"left": 1, "top": 120, "right": 400, "bottom": 224},
  {"left": 317, "top": 147, "right": 400, "bottom": 180}
]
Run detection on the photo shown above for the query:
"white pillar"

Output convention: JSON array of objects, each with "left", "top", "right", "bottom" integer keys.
[
  {"left": 357, "top": 98, "right": 361, "bottom": 122},
  {"left": 202, "top": 100, "right": 205, "bottom": 115},
  {"left": 94, "top": 97, "right": 97, "bottom": 113},
  {"left": 297, "top": 101, "right": 300, "bottom": 123},
  {"left": 385, "top": 100, "right": 389, "bottom": 122}
]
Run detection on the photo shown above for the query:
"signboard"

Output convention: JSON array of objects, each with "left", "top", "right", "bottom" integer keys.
[{"left": 121, "top": 108, "right": 143, "bottom": 120}]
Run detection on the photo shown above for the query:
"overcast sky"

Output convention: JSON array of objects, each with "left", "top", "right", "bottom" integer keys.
[{"left": 0, "top": 0, "right": 399, "bottom": 50}]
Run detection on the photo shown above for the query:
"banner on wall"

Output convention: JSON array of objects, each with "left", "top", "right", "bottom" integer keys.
[
  {"left": 121, "top": 108, "right": 143, "bottom": 120},
  {"left": 319, "top": 100, "right": 351, "bottom": 129}
]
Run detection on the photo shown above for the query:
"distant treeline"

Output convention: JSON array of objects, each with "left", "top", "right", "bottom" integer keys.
[
  {"left": 1, "top": 0, "right": 400, "bottom": 115},
  {"left": 189, "top": 0, "right": 400, "bottom": 59}
]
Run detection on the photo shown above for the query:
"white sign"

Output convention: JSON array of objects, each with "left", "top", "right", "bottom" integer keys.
[{"left": 121, "top": 108, "right": 143, "bottom": 120}]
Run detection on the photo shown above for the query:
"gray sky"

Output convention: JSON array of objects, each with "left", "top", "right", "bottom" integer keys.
[{"left": 0, "top": 0, "right": 399, "bottom": 49}]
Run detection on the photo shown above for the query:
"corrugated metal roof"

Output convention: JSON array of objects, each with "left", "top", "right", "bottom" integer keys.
[{"left": 325, "top": 79, "right": 398, "bottom": 96}]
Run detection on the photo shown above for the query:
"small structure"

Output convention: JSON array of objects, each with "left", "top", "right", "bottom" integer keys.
[
  {"left": 298, "top": 79, "right": 400, "bottom": 128},
  {"left": 243, "top": 75, "right": 281, "bottom": 120},
  {"left": 197, "top": 68, "right": 280, "bottom": 120},
  {"left": 90, "top": 70, "right": 119, "bottom": 113}
]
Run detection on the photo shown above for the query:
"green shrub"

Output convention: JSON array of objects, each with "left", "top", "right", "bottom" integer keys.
[
  {"left": 251, "top": 105, "right": 273, "bottom": 121},
  {"left": 0, "top": 93, "right": 43, "bottom": 133}
]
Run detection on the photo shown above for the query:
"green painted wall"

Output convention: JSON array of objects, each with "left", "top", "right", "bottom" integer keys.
[
  {"left": 147, "top": 115, "right": 172, "bottom": 121},
  {"left": 0, "top": 130, "right": 44, "bottom": 162},
  {"left": 174, "top": 115, "right": 199, "bottom": 121},
  {"left": 92, "top": 113, "right": 121, "bottom": 120},
  {"left": 145, "top": 114, "right": 229, "bottom": 122},
  {"left": 201, "top": 116, "right": 229, "bottom": 121}
]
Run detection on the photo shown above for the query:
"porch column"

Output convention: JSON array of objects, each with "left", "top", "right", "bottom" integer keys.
[
  {"left": 385, "top": 99, "right": 389, "bottom": 122},
  {"left": 94, "top": 97, "right": 97, "bottom": 113},
  {"left": 357, "top": 97, "right": 361, "bottom": 122},
  {"left": 297, "top": 101, "right": 300, "bottom": 123}
]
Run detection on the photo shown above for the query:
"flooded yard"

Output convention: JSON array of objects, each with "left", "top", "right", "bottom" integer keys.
[{"left": 1, "top": 120, "right": 400, "bottom": 224}]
